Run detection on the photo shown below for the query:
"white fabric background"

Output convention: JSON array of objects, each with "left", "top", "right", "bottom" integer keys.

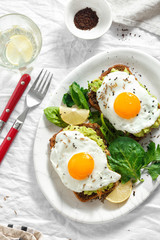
[{"left": 0, "top": 0, "right": 160, "bottom": 239}]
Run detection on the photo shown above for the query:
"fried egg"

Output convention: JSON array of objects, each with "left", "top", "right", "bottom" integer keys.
[
  {"left": 50, "top": 131, "right": 121, "bottom": 192},
  {"left": 97, "top": 71, "right": 160, "bottom": 134}
]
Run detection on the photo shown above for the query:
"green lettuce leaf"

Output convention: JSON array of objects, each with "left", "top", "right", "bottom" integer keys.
[
  {"left": 88, "top": 111, "right": 102, "bottom": 125},
  {"left": 89, "top": 113, "right": 125, "bottom": 144},
  {"left": 100, "top": 114, "right": 125, "bottom": 144},
  {"left": 62, "top": 93, "right": 74, "bottom": 107},
  {"left": 108, "top": 137, "right": 145, "bottom": 183},
  {"left": 144, "top": 142, "right": 160, "bottom": 166},
  {"left": 44, "top": 107, "right": 68, "bottom": 128},
  {"left": 144, "top": 142, "right": 160, "bottom": 180},
  {"left": 80, "top": 86, "right": 89, "bottom": 102},
  {"left": 69, "top": 82, "right": 89, "bottom": 109},
  {"left": 146, "top": 163, "right": 160, "bottom": 180}
]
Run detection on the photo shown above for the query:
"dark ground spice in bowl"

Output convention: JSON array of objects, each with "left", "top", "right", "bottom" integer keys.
[{"left": 74, "top": 7, "right": 99, "bottom": 30}]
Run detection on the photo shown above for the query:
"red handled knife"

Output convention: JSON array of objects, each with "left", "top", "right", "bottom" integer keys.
[{"left": 0, "top": 74, "right": 31, "bottom": 132}]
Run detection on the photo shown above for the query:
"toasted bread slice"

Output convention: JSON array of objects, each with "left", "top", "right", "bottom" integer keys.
[
  {"left": 74, "top": 181, "right": 118, "bottom": 202},
  {"left": 49, "top": 123, "right": 118, "bottom": 202}
]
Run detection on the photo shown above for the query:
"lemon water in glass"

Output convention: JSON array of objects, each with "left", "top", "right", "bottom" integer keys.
[{"left": 0, "top": 14, "right": 42, "bottom": 70}]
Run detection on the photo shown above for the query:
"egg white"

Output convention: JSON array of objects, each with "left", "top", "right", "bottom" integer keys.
[
  {"left": 97, "top": 71, "right": 160, "bottom": 134},
  {"left": 50, "top": 131, "right": 121, "bottom": 192}
]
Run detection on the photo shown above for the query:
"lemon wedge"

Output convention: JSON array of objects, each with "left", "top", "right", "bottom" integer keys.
[
  {"left": 6, "top": 35, "right": 33, "bottom": 66},
  {"left": 59, "top": 106, "right": 90, "bottom": 125},
  {"left": 106, "top": 181, "right": 132, "bottom": 203}
]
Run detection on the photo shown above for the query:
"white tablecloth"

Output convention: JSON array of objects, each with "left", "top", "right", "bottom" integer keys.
[{"left": 0, "top": 0, "right": 160, "bottom": 239}]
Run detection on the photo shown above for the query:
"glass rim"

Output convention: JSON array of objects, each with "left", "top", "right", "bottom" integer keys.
[{"left": 0, "top": 13, "right": 42, "bottom": 70}]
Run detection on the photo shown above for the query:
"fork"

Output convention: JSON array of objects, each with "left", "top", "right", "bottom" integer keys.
[{"left": 0, "top": 69, "right": 53, "bottom": 163}]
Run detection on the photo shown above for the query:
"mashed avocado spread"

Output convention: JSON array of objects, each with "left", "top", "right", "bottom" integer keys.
[
  {"left": 83, "top": 183, "right": 114, "bottom": 195},
  {"left": 88, "top": 68, "right": 160, "bottom": 137},
  {"left": 63, "top": 125, "right": 106, "bottom": 151}
]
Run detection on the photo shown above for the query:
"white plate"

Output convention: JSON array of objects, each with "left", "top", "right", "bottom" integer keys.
[{"left": 33, "top": 48, "right": 160, "bottom": 223}]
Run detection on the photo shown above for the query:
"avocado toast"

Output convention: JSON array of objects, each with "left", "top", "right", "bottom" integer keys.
[
  {"left": 50, "top": 123, "right": 119, "bottom": 202},
  {"left": 88, "top": 64, "right": 160, "bottom": 138}
]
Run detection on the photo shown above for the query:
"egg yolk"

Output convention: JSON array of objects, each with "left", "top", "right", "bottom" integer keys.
[
  {"left": 114, "top": 92, "right": 141, "bottom": 119},
  {"left": 68, "top": 152, "right": 94, "bottom": 180}
]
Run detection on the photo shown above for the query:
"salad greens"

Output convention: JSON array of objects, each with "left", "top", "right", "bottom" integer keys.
[
  {"left": 88, "top": 111, "right": 102, "bottom": 125},
  {"left": 89, "top": 112, "right": 124, "bottom": 144},
  {"left": 44, "top": 107, "right": 68, "bottom": 128},
  {"left": 63, "top": 82, "right": 89, "bottom": 109},
  {"left": 62, "top": 93, "right": 74, "bottom": 107},
  {"left": 108, "top": 137, "right": 160, "bottom": 183},
  {"left": 108, "top": 137, "right": 145, "bottom": 183},
  {"left": 146, "top": 163, "right": 160, "bottom": 181},
  {"left": 144, "top": 142, "right": 160, "bottom": 180},
  {"left": 100, "top": 114, "right": 125, "bottom": 144},
  {"left": 144, "top": 142, "right": 160, "bottom": 165}
]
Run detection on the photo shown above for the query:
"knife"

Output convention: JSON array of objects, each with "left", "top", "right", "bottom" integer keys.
[{"left": 0, "top": 74, "right": 31, "bottom": 132}]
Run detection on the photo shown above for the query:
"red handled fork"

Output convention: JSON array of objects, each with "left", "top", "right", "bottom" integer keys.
[
  {"left": 0, "top": 69, "right": 53, "bottom": 163},
  {"left": 0, "top": 74, "right": 31, "bottom": 132}
]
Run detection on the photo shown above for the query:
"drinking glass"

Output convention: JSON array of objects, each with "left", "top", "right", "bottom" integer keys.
[{"left": 0, "top": 13, "right": 42, "bottom": 70}]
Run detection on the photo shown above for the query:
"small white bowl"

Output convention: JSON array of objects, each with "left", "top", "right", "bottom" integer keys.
[{"left": 65, "top": 0, "right": 112, "bottom": 40}]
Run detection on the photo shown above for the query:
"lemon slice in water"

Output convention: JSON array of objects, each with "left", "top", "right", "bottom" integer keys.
[
  {"left": 6, "top": 35, "right": 33, "bottom": 66},
  {"left": 106, "top": 181, "right": 132, "bottom": 203},
  {"left": 59, "top": 106, "right": 90, "bottom": 125}
]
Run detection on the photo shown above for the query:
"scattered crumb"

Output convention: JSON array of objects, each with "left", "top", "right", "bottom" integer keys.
[
  {"left": 0, "top": 206, "right": 3, "bottom": 208},
  {"left": 4, "top": 196, "right": 9, "bottom": 201},
  {"left": 133, "top": 191, "right": 135, "bottom": 196},
  {"left": 14, "top": 210, "right": 17, "bottom": 215}
]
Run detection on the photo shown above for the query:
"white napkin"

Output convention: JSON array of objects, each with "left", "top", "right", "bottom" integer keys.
[
  {"left": 0, "top": 225, "right": 43, "bottom": 240},
  {"left": 108, "top": 0, "right": 160, "bottom": 35}
]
